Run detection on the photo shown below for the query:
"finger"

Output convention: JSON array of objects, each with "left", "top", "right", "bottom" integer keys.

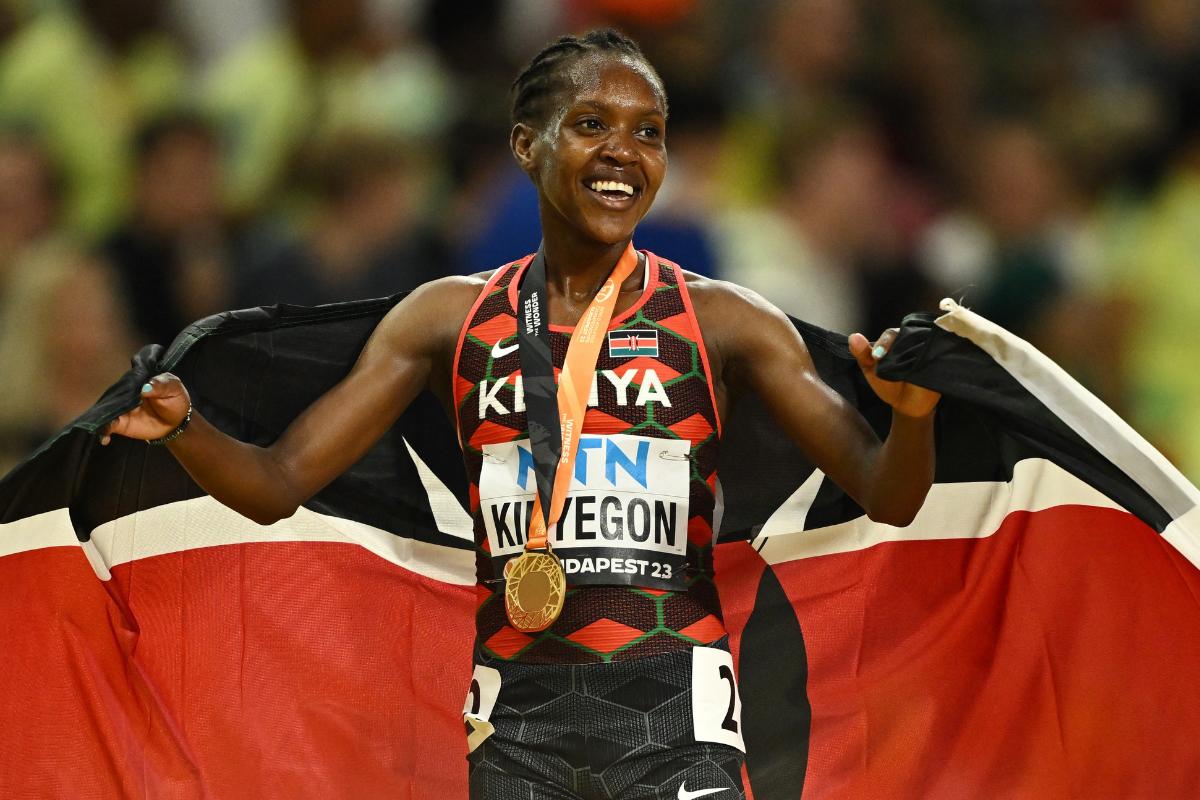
[
  {"left": 870, "top": 327, "right": 900, "bottom": 360},
  {"left": 142, "top": 372, "right": 185, "bottom": 402},
  {"left": 140, "top": 376, "right": 179, "bottom": 417},
  {"left": 109, "top": 413, "right": 130, "bottom": 437},
  {"left": 142, "top": 372, "right": 174, "bottom": 396},
  {"left": 847, "top": 332, "right": 876, "bottom": 370},
  {"left": 100, "top": 414, "right": 127, "bottom": 445}
]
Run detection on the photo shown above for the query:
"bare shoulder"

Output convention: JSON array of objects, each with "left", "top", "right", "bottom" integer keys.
[
  {"left": 679, "top": 270, "right": 812, "bottom": 385},
  {"left": 373, "top": 272, "right": 494, "bottom": 356},
  {"left": 409, "top": 271, "right": 492, "bottom": 307},
  {"left": 680, "top": 270, "right": 793, "bottom": 331}
]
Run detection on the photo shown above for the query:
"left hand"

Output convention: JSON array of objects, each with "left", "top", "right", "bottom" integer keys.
[{"left": 848, "top": 328, "right": 941, "bottom": 419}]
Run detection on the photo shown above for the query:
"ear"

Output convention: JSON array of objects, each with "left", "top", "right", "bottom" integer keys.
[{"left": 510, "top": 122, "right": 540, "bottom": 177}]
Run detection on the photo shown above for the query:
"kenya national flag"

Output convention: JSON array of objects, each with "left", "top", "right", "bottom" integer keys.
[{"left": 1, "top": 296, "right": 1198, "bottom": 799}]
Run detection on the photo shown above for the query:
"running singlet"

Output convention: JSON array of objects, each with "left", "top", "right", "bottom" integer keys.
[{"left": 453, "top": 251, "right": 726, "bottom": 664}]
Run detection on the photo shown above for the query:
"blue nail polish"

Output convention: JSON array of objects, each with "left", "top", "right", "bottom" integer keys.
[
  {"left": 872, "top": 346, "right": 886, "bottom": 359},
  {"left": 141, "top": 383, "right": 153, "bottom": 394}
]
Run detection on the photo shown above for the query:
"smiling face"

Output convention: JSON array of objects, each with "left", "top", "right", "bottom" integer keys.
[{"left": 512, "top": 54, "right": 668, "bottom": 249}]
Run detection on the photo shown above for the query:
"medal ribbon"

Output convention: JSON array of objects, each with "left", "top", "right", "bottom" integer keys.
[{"left": 516, "top": 243, "right": 640, "bottom": 552}]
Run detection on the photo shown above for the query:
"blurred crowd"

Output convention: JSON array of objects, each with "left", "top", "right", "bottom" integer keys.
[{"left": 1, "top": 0, "right": 1199, "bottom": 480}]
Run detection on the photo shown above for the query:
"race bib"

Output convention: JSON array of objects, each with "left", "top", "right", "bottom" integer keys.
[
  {"left": 691, "top": 645, "right": 745, "bottom": 752},
  {"left": 463, "top": 664, "right": 501, "bottom": 753},
  {"left": 480, "top": 433, "right": 691, "bottom": 590}
]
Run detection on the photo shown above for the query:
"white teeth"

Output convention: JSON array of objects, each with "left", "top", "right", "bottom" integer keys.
[{"left": 588, "top": 180, "right": 634, "bottom": 196}]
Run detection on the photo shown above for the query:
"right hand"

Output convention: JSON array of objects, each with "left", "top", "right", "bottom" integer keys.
[{"left": 101, "top": 373, "right": 191, "bottom": 445}]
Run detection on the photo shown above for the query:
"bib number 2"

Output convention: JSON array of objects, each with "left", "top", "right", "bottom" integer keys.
[
  {"left": 463, "top": 665, "right": 501, "bottom": 753},
  {"left": 691, "top": 646, "right": 745, "bottom": 752}
]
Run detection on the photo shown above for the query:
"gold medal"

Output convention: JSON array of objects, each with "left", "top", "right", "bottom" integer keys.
[{"left": 503, "top": 549, "right": 566, "bottom": 632}]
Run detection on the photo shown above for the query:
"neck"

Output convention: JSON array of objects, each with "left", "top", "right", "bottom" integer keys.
[{"left": 541, "top": 236, "right": 634, "bottom": 302}]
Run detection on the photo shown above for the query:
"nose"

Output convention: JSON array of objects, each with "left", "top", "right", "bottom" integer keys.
[{"left": 599, "top": 126, "right": 638, "bottom": 166}]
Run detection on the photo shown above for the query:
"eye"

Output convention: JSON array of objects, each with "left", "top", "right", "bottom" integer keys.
[
  {"left": 638, "top": 124, "right": 662, "bottom": 140},
  {"left": 577, "top": 116, "right": 604, "bottom": 132}
]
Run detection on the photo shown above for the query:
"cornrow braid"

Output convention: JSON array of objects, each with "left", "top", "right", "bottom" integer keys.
[{"left": 510, "top": 28, "right": 667, "bottom": 129}]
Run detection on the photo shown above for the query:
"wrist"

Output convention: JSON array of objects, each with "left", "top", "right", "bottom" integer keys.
[{"left": 149, "top": 406, "right": 192, "bottom": 445}]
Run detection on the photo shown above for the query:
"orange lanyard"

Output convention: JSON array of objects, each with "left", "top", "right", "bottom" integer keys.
[{"left": 523, "top": 243, "right": 640, "bottom": 551}]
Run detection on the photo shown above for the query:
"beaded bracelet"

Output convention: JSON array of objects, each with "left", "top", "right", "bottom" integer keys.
[{"left": 149, "top": 406, "right": 192, "bottom": 445}]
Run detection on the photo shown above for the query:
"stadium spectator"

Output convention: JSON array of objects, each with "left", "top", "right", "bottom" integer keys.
[
  {"left": 0, "top": 0, "right": 188, "bottom": 236},
  {"left": 233, "top": 132, "right": 456, "bottom": 308},
  {"left": 101, "top": 113, "right": 235, "bottom": 347},
  {"left": 714, "top": 119, "right": 901, "bottom": 332},
  {"left": 203, "top": 0, "right": 453, "bottom": 215},
  {"left": 0, "top": 131, "right": 133, "bottom": 472},
  {"left": 720, "top": 0, "right": 868, "bottom": 203},
  {"left": 916, "top": 120, "right": 1091, "bottom": 343}
]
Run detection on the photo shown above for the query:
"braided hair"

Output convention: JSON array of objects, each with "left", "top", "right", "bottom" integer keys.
[{"left": 510, "top": 29, "right": 667, "bottom": 130}]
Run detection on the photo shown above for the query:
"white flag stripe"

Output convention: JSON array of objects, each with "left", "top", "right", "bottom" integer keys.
[
  {"left": 1164, "top": 506, "right": 1200, "bottom": 570},
  {"left": 0, "top": 507, "right": 77, "bottom": 559},
  {"left": 752, "top": 468, "right": 824, "bottom": 548},
  {"left": 403, "top": 437, "right": 473, "bottom": 540},
  {"left": 81, "top": 538, "right": 112, "bottom": 581},
  {"left": 759, "top": 457, "right": 1121, "bottom": 565},
  {"left": 86, "top": 497, "right": 474, "bottom": 584},
  {"left": 936, "top": 299, "right": 1200, "bottom": 524}
]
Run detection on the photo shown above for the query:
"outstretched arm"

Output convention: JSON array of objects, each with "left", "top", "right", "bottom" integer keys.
[
  {"left": 700, "top": 281, "right": 939, "bottom": 527},
  {"left": 102, "top": 277, "right": 482, "bottom": 525}
]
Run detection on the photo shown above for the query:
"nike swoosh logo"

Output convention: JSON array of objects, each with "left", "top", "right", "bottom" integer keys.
[
  {"left": 678, "top": 785, "right": 725, "bottom": 800},
  {"left": 491, "top": 340, "right": 519, "bottom": 359}
]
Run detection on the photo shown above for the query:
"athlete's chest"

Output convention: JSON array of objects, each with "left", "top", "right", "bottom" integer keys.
[
  {"left": 454, "top": 254, "right": 719, "bottom": 442},
  {"left": 541, "top": 283, "right": 646, "bottom": 328},
  {"left": 455, "top": 256, "right": 722, "bottom": 591},
  {"left": 472, "top": 334, "right": 679, "bottom": 425}
]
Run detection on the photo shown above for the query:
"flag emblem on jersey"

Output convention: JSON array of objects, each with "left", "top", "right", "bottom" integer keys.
[{"left": 608, "top": 329, "right": 658, "bottom": 358}]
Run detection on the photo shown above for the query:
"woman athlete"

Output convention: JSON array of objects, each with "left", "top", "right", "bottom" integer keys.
[{"left": 103, "top": 29, "right": 938, "bottom": 800}]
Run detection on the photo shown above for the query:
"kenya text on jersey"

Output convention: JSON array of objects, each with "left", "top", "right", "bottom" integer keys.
[{"left": 477, "top": 368, "right": 672, "bottom": 420}]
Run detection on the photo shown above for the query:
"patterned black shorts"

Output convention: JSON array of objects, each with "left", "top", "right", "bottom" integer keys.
[{"left": 464, "top": 639, "right": 746, "bottom": 800}]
